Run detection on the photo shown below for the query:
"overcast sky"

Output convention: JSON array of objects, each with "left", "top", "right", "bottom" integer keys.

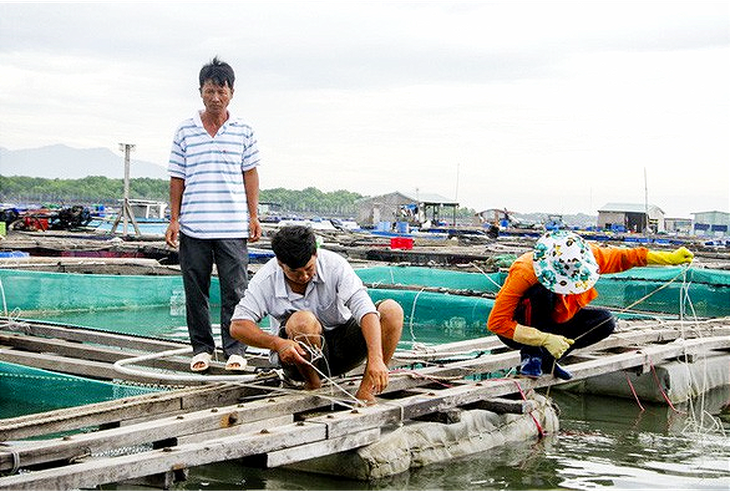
[{"left": 1, "top": 1, "right": 728, "bottom": 217}]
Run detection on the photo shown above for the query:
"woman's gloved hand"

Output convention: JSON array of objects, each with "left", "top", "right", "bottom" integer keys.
[
  {"left": 512, "top": 324, "right": 574, "bottom": 359},
  {"left": 646, "top": 247, "right": 694, "bottom": 265}
]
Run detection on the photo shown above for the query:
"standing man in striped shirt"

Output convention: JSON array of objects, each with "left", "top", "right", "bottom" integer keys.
[{"left": 165, "top": 57, "right": 262, "bottom": 372}]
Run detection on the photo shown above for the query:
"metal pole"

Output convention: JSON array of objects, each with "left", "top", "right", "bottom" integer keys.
[
  {"left": 111, "top": 143, "right": 140, "bottom": 236},
  {"left": 122, "top": 143, "right": 132, "bottom": 234},
  {"left": 644, "top": 167, "right": 649, "bottom": 234}
]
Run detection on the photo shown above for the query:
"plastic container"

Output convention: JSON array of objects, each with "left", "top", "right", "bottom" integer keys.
[
  {"left": 0, "top": 251, "right": 29, "bottom": 258},
  {"left": 390, "top": 237, "right": 414, "bottom": 250}
]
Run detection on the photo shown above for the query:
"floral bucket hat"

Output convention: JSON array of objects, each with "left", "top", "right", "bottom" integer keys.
[{"left": 532, "top": 230, "right": 600, "bottom": 294}]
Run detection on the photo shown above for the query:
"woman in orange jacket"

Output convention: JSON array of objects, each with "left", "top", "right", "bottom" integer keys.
[{"left": 487, "top": 230, "right": 694, "bottom": 380}]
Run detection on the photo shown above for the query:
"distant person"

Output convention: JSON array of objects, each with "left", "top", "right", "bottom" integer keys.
[
  {"left": 230, "top": 225, "right": 404, "bottom": 404},
  {"left": 165, "top": 56, "right": 262, "bottom": 372},
  {"left": 488, "top": 230, "right": 693, "bottom": 380}
]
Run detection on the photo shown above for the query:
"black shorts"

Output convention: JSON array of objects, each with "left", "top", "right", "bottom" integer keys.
[{"left": 277, "top": 317, "right": 368, "bottom": 381}]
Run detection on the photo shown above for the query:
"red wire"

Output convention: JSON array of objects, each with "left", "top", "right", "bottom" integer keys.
[
  {"left": 625, "top": 372, "right": 645, "bottom": 412},
  {"left": 511, "top": 380, "right": 545, "bottom": 437}
]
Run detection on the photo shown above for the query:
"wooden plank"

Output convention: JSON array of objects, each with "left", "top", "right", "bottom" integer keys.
[
  {"left": 0, "top": 321, "right": 273, "bottom": 369},
  {"left": 265, "top": 428, "right": 381, "bottom": 468},
  {"left": 406, "top": 389, "right": 535, "bottom": 415},
  {"left": 557, "top": 335, "right": 730, "bottom": 381},
  {"left": 0, "top": 384, "right": 240, "bottom": 441},
  {"left": 177, "top": 415, "right": 293, "bottom": 445},
  {"left": 5, "top": 326, "right": 725, "bottom": 441},
  {"left": 0, "top": 320, "right": 183, "bottom": 353},
  {"left": 305, "top": 380, "right": 522, "bottom": 440},
  {"left": 0, "top": 421, "right": 329, "bottom": 490},
  {"left": 118, "top": 469, "right": 187, "bottom": 490},
  {"left": 0, "top": 393, "right": 324, "bottom": 471},
  {"left": 0, "top": 333, "right": 188, "bottom": 371},
  {"left": 468, "top": 397, "right": 536, "bottom": 414},
  {"left": 0, "top": 348, "right": 129, "bottom": 381},
  {"left": 0, "top": 348, "right": 185, "bottom": 384},
  {"left": 0, "top": 346, "right": 271, "bottom": 385}
]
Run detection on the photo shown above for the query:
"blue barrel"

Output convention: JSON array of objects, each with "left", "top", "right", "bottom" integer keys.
[{"left": 377, "top": 221, "right": 391, "bottom": 232}]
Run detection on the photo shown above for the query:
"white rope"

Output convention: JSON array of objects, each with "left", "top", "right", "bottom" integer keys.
[
  {"left": 601, "top": 266, "right": 725, "bottom": 438},
  {"left": 288, "top": 334, "right": 360, "bottom": 407},
  {"left": 672, "top": 268, "right": 726, "bottom": 438},
  {"left": 0, "top": 277, "right": 7, "bottom": 317},
  {"left": 394, "top": 344, "right": 488, "bottom": 361},
  {"left": 112, "top": 347, "right": 262, "bottom": 383},
  {"left": 0, "top": 311, "right": 31, "bottom": 330},
  {"left": 470, "top": 262, "right": 504, "bottom": 290},
  {"left": 408, "top": 288, "right": 426, "bottom": 345}
]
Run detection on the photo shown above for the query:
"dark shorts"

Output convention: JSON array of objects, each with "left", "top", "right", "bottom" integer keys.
[{"left": 277, "top": 317, "right": 368, "bottom": 381}]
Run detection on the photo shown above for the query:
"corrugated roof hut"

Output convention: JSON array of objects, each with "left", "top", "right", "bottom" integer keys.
[
  {"left": 356, "top": 191, "right": 459, "bottom": 228},
  {"left": 691, "top": 210, "right": 730, "bottom": 237},
  {"left": 597, "top": 202, "right": 665, "bottom": 233}
]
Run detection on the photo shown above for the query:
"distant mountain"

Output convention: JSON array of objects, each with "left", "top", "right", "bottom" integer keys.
[{"left": 0, "top": 144, "right": 168, "bottom": 180}]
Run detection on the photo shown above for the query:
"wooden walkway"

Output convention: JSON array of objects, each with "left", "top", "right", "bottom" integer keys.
[{"left": 0, "top": 316, "right": 729, "bottom": 489}]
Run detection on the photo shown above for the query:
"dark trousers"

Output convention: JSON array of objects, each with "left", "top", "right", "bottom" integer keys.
[
  {"left": 498, "top": 284, "right": 615, "bottom": 362},
  {"left": 179, "top": 233, "right": 249, "bottom": 358},
  {"left": 276, "top": 318, "right": 368, "bottom": 381}
]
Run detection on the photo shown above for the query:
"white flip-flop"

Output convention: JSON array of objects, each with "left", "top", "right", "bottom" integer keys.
[
  {"left": 190, "top": 352, "right": 211, "bottom": 372},
  {"left": 225, "top": 354, "right": 247, "bottom": 371}
]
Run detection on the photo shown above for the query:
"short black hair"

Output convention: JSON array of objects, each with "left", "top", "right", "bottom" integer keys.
[
  {"left": 271, "top": 226, "right": 317, "bottom": 269},
  {"left": 199, "top": 56, "right": 235, "bottom": 89}
]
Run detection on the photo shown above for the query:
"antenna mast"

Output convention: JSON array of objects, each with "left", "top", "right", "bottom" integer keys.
[{"left": 644, "top": 167, "right": 649, "bottom": 234}]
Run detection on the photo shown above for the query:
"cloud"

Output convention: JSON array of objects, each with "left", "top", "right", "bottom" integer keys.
[{"left": 0, "top": 1, "right": 728, "bottom": 217}]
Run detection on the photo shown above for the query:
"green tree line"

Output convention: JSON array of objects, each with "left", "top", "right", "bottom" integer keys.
[{"left": 0, "top": 175, "right": 475, "bottom": 219}]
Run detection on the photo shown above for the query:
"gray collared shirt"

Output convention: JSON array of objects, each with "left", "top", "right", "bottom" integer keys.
[{"left": 232, "top": 248, "right": 377, "bottom": 333}]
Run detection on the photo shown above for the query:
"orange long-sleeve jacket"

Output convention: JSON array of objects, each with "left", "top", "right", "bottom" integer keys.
[{"left": 487, "top": 245, "right": 649, "bottom": 339}]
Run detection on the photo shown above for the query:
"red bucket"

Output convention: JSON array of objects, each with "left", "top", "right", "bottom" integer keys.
[{"left": 390, "top": 237, "right": 414, "bottom": 250}]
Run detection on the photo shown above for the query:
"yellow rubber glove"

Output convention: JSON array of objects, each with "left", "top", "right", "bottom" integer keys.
[
  {"left": 512, "top": 324, "right": 574, "bottom": 359},
  {"left": 646, "top": 247, "right": 694, "bottom": 265}
]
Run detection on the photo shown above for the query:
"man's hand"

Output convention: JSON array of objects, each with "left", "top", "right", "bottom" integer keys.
[
  {"left": 165, "top": 219, "right": 179, "bottom": 248},
  {"left": 276, "top": 339, "right": 308, "bottom": 366},
  {"left": 249, "top": 217, "right": 262, "bottom": 243},
  {"left": 356, "top": 357, "right": 389, "bottom": 404}
]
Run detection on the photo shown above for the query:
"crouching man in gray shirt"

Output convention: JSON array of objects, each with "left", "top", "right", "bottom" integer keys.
[{"left": 230, "top": 225, "right": 404, "bottom": 404}]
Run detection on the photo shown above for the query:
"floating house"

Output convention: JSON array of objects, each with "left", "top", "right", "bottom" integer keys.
[
  {"left": 356, "top": 191, "right": 459, "bottom": 229},
  {"left": 597, "top": 202, "right": 665, "bottom": 233},
  {"left": 692, "top": 210, "right": 730, "bottom": 237}
]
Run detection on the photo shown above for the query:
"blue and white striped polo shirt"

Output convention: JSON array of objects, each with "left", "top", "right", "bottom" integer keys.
[{"left": 168, "top": 111, "right": 260, "bottom": 239}]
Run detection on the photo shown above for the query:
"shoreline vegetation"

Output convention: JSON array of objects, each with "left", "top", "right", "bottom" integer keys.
[{"left": 0, "top": 175, "right": 596, "bottom": 226}]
